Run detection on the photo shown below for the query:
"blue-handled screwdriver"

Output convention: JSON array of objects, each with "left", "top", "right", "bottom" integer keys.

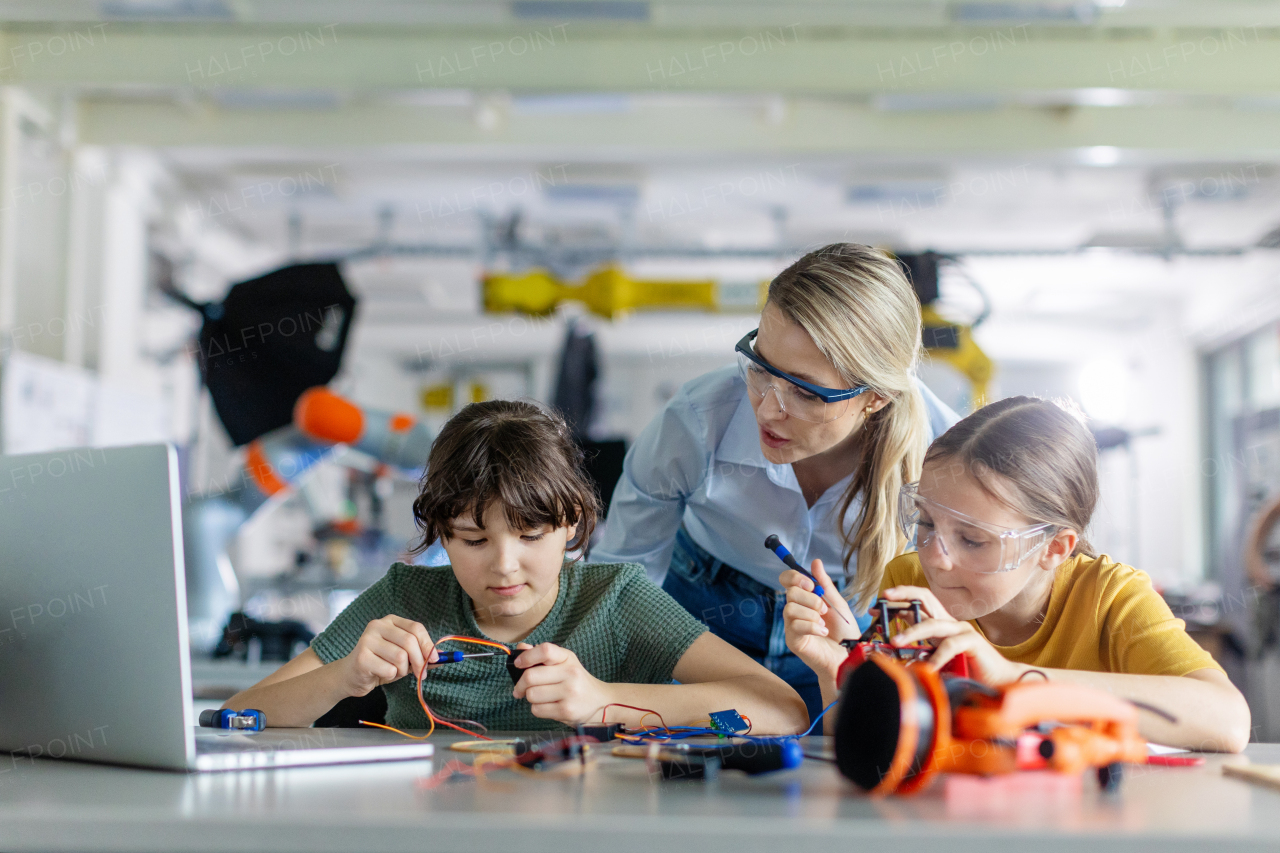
[
  {"left": 765, "top": 534, "right": 850, "bottom": 625},
  {"left": 433, "top": 650, "right": 501, "bottom": 664}
]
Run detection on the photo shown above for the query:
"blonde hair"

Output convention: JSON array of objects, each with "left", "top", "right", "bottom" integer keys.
[{"left": 768, "top": 243, "right": 928, "bottom": 610}]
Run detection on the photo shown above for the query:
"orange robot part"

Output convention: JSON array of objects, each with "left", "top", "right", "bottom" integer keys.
[
  {"left": 834, "top": 654, "right": 1149, "bottom": 796},
  {"left": 294, "top": 387, "right": 365, "bottom": 444}
]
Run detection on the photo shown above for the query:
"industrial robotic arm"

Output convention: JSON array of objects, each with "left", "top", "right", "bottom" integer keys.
[{"left": 183, "top": 388, "right": 433, "bottom": 651}]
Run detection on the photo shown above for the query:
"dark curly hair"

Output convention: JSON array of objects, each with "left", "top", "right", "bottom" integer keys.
[{"left": 409, "top": 400, "right": 599, "bottom": 556}]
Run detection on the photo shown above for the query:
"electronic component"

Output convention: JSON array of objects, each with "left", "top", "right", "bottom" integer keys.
[
  {"left": 511, "top": 735, "right": 591, "bottom": 768},
  {"left": 198, "top": 709, "right": 265, "bottom": 732},
  {"left": 576, "top": 723, "right": 624, "bottom": 742},
  {"left": 707, "top": 709, "right": 749, "bottom": 735},
  {"left": 836, "top": 598, "right": 970, "bottom": 683},
  {"left": 507, "top": 647, "right": 546, "bottom": 686}
]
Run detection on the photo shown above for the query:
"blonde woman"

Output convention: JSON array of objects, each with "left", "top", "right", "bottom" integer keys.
[{"left": 593, "top": 243, "right": 958, "bottom": 721}]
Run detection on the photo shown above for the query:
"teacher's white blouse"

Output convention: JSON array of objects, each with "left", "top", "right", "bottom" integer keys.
[{"left": 592, "top": 365, "right": 959, "bottom": 590}]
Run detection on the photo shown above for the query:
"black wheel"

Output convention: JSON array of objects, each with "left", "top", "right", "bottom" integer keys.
[{"left": 1097, "top": 762, "right": 1123, "bottom": 792}]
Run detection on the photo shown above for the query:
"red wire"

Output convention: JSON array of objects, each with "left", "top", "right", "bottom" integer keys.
[{"left": 599, "top": 703, "right": 668, "bottom": 731}]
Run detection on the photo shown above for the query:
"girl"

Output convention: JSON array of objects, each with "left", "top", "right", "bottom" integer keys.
[
  {"left": 781, "top": 396, "right": 1251, "bottom": 752},
  {"left": 594, "top": 243, "right": 958, "bottom": 722},
  {"left": 225, "top": 400, "right": 807, "bottom": 733}
]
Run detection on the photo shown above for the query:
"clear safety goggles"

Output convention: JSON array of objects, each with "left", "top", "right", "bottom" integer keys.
[
  {"left": 735, "top": 329, "right": 869, "bottom": 424},
  {"left": 898, "top": 482, "right": 1058, "bottom": 574}
]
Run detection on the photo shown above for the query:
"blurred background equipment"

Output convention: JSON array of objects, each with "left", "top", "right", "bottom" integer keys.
[
  {"left": 181, "top": 385, "right": 435, "bottom": 652},
  {"left": 899, "top": 251, "right": 995, "bottom": 408},
  {"left": 165, "top": 262, "right": 357, "bottom": 446}
]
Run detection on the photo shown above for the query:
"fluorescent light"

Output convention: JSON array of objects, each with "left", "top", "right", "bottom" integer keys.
[{"left": 1079, "top": 145, "right": 1122, "bottom": 166}]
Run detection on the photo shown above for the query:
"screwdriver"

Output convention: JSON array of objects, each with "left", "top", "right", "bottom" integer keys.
[
  {"left": 764, "top": 534, "right": 850, "bottom": 625},
  {"left": 432, "top": 650, "right": 501, "bottom": 664}
]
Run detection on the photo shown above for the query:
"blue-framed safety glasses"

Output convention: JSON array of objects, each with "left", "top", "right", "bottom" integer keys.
[{"left": 735, "top": 329, "right": 870, "bottom": 423}]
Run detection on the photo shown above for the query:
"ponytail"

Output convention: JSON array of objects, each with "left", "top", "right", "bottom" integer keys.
[{"left": 768, "top": 243, "right": 928, "bottom": 610}]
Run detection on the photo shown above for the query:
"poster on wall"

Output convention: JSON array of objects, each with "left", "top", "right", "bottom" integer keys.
[{"left": 0, "top": 351, "right": 169, "bottom": 455}]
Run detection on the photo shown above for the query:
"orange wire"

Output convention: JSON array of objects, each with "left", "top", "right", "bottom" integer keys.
[
  {"left": 360, "top": 719, "right": 433, "bottom": 739},
  {"left": 419, "top": 635, "right": 510, "bottom": 741},
  {"left": 364, "top": 635, "right": 510, "bottom": 743}
]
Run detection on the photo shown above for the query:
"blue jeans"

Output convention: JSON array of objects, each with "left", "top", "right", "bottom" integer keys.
[{"left": 662, "top": 527, "right": 825, "bottom": 725}]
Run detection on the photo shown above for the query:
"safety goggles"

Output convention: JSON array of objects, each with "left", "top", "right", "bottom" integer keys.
[
  {"left": 898, "top": 482, "right": 1058, "bottom": 574},
  {"left": 735, "top": 329, "right": 869, "bottom": 424}
]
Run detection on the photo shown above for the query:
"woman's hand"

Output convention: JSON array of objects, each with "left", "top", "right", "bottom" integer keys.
[
  {"left": 780, "top": 559, "right": 858, "bottom": 683},
  {"left": 881, "top": 585, "right": 1027, "bottom": 685},
  {"left": 510, "top": 642, "right": 613, "bottom": 724},
  {"left": 340, "top": 615, "right": 438, "bottom": 697}
]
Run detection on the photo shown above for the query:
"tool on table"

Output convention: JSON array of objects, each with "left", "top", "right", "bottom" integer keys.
[
  {"left": 764, "top": 534, "right": 850, "bottom": 625},
  {"left": 199, "top": 709, "right": 266, "bottom": 732},
  {"left": 1148, "top": 755, "right": 1204, "bottom": 767},
  {"left": 1223, "top": 763, "right": 1280, "bottom": 791},
  {"left": 650, "top": 740, "right": 804, "bottom": 780},
  {"left": 834, "top": 653, "right": 1150, "bottom": 796},
  {"left": 577, "top": 723, "right": 625, "bottom": 741}
]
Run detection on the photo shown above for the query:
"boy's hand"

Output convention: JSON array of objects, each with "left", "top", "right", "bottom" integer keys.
[
  {"left": 510, "top": 642, "right": 612, "bottom": 724},
  {"left": 340, "top": 615, "right": 438, "bottom": 697},
  {"left": 780, "top": 559, "right": 857, "bottom": 683},
  {"left": 882, "top": 585, "right": 1027, "bottom": 685}
]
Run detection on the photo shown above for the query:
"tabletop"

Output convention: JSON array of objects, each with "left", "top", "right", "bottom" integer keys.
[{"left": 1, "top": 731, "right": 1279, "bottom": 853}]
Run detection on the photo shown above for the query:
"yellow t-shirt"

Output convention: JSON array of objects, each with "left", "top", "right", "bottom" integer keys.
[{"left": 879, "top": 552, "right": 1223, "bottom": 677}]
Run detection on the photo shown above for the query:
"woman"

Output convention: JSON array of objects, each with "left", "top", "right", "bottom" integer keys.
[{"left": 592, "top": 243, "right": 958, "bottom": 720}]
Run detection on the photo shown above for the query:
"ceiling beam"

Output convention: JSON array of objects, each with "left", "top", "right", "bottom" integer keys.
[
  {"left": 3, "top": 23, "right": 1280, "bottom": 95},
  {"left": 77, "top": 96, "right": 1280, "bottom": 157}
]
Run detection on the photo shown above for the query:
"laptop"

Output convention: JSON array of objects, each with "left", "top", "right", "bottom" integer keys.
[{"left": 0, "top": 443, "right": 433, "bottom": 771}]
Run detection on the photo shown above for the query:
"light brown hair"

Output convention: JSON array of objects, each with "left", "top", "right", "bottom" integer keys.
[
  {"left": 923, "top": 395, "right": 1098, "bottom": 556},
  {"left": 410, "top": 400, "right": 599, "bottom": 554},
  {"left": 767, "top": 242, "right": 929, "bottom": 609}
]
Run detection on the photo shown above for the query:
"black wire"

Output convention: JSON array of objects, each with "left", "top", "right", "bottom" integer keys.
[{"left": 1017, "top": 669, "right": 1050, "bottom": 682}]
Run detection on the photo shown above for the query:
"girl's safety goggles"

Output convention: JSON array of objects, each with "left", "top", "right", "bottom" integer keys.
[
  {"left": 735, "top": 329, "right": 870, "bottom": 424},
  {"left": 898, "top": 482, "right": 1058, "bottom": 574}
]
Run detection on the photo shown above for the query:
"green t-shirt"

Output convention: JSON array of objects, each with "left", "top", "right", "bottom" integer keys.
[{"left": 311, "top": 561, "right": 708, "bottom": 731}]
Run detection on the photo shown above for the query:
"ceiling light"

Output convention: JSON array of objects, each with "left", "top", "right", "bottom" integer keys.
[{"left": 1079, "top": 146, "right": 1122, "bottom": 166}]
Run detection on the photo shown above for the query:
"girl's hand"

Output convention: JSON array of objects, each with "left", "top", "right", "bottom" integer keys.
[
  {"left": 881, "top": 585, "right": 1027, "bottom": 685},
  {"left": 510, "top": 642, "right": 612, "bottom": 724},
  {"left": 780, "top": 559, "right": 858, "bottom": 683},
  {"left": 340, "top": 615, "right": 438, "bottom": 697}
]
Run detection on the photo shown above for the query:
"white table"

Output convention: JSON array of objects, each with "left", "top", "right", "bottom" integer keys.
[{"left": 1, "top": 732, "right": 1278, "bottom": 853}]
